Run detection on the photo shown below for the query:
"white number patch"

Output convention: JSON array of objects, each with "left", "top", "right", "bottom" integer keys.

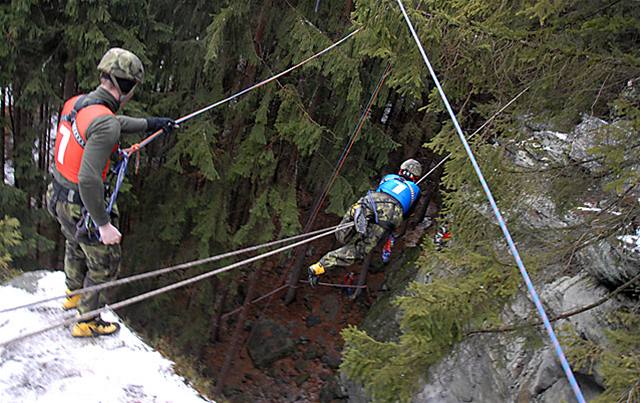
[
  {"left": 57, "top": 125, "right": 71, "bottom": 164},
  {"left": 391, "top": 183, "right": 406, "bottom": 194}
]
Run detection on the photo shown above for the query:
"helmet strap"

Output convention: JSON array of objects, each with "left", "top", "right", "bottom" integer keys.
[{"left": 109, "top": 73, "right": 137, "bottom": 103}]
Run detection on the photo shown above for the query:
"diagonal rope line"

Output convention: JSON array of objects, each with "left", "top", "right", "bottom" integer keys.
[
  {"left": 124, "top": 28, "right": 361, "bottom": 156},
  {"left": 395, "top": 1, "right": 586, "bottom": 402},
  {"left": 0, "top": 223, "right": 347, "bottom": 314},
  {"left": 0, "top": 223, "right": 354, "bottom": 347},
  {"left": 307, "top": 63, "right": 392, "bottom": 228},
  {"left": 416, "top": 86, "right": 529, "bottom": 185}
]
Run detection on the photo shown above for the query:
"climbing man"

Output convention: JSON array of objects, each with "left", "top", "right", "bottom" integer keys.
[
  {"left": 307, "top": 159, "right": 422, "bottom": 286},
  {"left": 47, "top": 48, "right": 175, "bottom": 337}
]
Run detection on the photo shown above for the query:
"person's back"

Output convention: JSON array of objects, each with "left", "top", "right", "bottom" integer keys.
[
  {"left": 307, "top": 159, "right": 423, "bottom": 286},
  {"left": 48, "top": 48, "right": 175, "bottom": 337}
]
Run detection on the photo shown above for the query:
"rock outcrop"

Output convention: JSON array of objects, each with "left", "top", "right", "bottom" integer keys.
[{"left": 341, "top": 114, "right": 640, "bottom": 402}]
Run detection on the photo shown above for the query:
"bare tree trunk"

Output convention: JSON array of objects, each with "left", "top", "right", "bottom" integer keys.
[
  {"left": 63, "top": 53, "right": 77, "bottom": 99},
  {"left": 214, "top": 268, "right": 260, "bottom": 396},
  {"left": 351, "top": 246, "right": 373, "bottom": 300},
  {"left": 284, "top": 190, "right": 327, "bottom": 304},
  {"left": 208, "top": 278, "right": 229, "bottom": 344},
  {"left": 343, "top": 0, "right": 353, "bottom": 19}
]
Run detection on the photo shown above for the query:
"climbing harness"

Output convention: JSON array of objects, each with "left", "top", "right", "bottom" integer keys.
[
  {"left": 75, "top": 153, "right": 129, "bottom": 242},
  {"left": 0, "top": 222, "right": 354, "bottom": 347},
  {"left": 396, "top": 1, "right": 586, "bottom": 401}
]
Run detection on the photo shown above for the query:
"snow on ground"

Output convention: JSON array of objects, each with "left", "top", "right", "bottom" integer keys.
[
  {"left": 618, "top": 227, "right": 640, "bottom": 254},
  {"left": 0, "top": 271, "right": 211, "bottom": 403}
]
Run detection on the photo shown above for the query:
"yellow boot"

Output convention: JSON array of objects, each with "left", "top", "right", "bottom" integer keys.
[
  {"left": 62, "top": 289, "right": 81, "bottom": 311},
  {"left": 307, "top": 262, "right": 325, "bottom": 287},
  {"left": 71, "top": 318, "right": 120, "bottom": 337}
]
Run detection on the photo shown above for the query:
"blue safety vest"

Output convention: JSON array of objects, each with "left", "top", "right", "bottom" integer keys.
[{"left": 376, "top": 174, "right": 421, "bottom": 215}]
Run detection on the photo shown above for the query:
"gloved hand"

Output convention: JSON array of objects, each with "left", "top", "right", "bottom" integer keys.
[
  {"left": 145, "top": 117, "right": 176, "bottom": 134},
  {"left": 308, "top": 267, "right": 320, "bottom": 288}
]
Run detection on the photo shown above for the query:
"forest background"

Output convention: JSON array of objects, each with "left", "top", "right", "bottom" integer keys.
[{"left": 1, "top": 0, "right": 639, "bottom": 401}]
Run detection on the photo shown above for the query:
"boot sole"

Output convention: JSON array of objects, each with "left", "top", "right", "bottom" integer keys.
[{"left": 71, "top": 323, "right": 121, "bottom": 338}]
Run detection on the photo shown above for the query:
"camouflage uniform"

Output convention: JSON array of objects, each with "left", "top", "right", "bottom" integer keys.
[
  {"left": 47, "top": 48, "right": 148, "bottom": 320},
  {"left": 319, "top": 192, "right": 404, "bottom": 270},
  {"left": 47, "top": 184, "right": 121, "bottom": 315}
]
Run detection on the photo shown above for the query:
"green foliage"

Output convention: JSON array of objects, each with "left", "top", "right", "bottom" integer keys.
[
  {"left": 4, "top": 0, "right": 640, "bottom": 399},
  {"left": 589, "top": 100, "right": 640, "bottom": 194},
  {"left": 566, "top": 312, "right": 640, "bottom": 403},
  {"left": 342, "top": 240, "right": 523, "bottom": 401},
  {"left": 0, "top": 216, "right": 22, "bottom": 279}
]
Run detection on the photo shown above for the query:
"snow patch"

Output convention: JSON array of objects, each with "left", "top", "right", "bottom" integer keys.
[
  {"left": 576, "top": 205, "right": 622, "bottom": 216},
  {"left": 0, "top": 271, "right": 210, "bottom": 402},
  {"left": 618, "top": 227, "right": 640, "bottom": 254}
]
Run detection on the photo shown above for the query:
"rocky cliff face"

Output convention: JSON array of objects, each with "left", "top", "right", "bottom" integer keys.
[{"left": 342, "top": 115, "right": 640, "bottom": 402}]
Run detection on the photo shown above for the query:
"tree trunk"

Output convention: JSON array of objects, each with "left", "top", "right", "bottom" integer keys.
[
  {"left": 63, "top": 53, "right": 77, "bottom": 99},
  {"left": 214, "top": 268, "right": 260, "bottom": 396},
  {"left": 343, "top": 0, "right": 353, "bottom": 19},
  {"left": 283, "top": 190, "right": 327, "bottom": 304},
  {"left": 351, "top": 245, "right": 374, "bottom": 300},
  {"left": 208, "top": 277, "right": 229, "bottom": 344}
]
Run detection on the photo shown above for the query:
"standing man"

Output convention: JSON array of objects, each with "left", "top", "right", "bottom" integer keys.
[
  {"left": 307, "top": 159, "right": 423, "bottom": 285},
  {"left": 48, "top": 48, "right": 175, "bottom": 337}
]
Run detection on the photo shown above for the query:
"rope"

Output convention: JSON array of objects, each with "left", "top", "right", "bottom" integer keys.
[
  {"left": 305, "top": 64, "right": 392, "bottom": 232},
  {"left": 123, "top": 28, "right": 361, "bottom": 156},
  {"left": 300, "top": 280, "right": 367, "bottom": 289},
  {"left": 0, "top": 223, "right": 354, "bottom": 347},
  {"left": 416, "top": 86, "right": 529, "bottom": 185},
  {"left": 467, "top": 271, "right": 640, "bottom": 336},
  {"left": 221, "top": 280, "right": 368, "bottom": 321},
  {"left": 220, "top": 284, "right": 290, "bottom": 320},
  {"left": 98, "top": 29, "right": 360, "bottom": 239},
  {"left": 0, "top": 223, "right": 349, "bottom": 314},
  {"left": 395, "top": 1, "right": 586, "bottom": 402},
  {"left": 220, "top": 280, "right": 367, "bottom": 320}
]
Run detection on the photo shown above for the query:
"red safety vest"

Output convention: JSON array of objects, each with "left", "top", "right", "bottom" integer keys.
[{"left": 53, "top": 95, "right": 117, "bottom": 184}]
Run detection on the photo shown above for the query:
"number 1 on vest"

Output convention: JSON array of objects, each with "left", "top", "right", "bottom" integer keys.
[{"left": 57, "top": 125, "right": 72, "bottom": 165}]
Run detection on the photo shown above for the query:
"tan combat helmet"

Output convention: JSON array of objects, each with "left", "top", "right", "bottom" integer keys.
[
  {"left": 97, "top": 48, "right": 144, "bottom": 95},
  {"left": 400, "top": 158, "right": 422, "bottom": 179}
]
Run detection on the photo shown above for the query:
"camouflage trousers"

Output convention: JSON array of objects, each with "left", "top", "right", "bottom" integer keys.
[
  {"left": 319, "top": 192, "right": 404, "bottom": 271},
  {"left": 46, "top": 183, "right": 121, "bottom": 316}
]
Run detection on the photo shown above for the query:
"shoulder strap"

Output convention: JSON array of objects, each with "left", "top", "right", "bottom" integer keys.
[{"left": 62, "top": 96, "right": 112, "bottom": 149}]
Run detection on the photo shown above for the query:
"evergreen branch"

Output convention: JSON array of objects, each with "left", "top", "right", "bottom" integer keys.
[
  {"left": 466, "top": 271, "right": 640, "bottom": 336},
  {"left": 256, "top": 53, "right": 337, "bottom": 141}
]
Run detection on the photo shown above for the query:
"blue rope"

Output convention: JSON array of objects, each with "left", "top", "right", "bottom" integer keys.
[
  {"left": 107, "top": 152, "right": 129, "bottom": 214},
  {"left": 394, "top": 1, "right": 586, "bottom": 402},
  {"left": 81, "top": 151, "right": 129, "bottom": 242}
]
